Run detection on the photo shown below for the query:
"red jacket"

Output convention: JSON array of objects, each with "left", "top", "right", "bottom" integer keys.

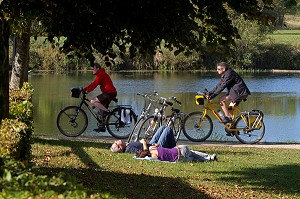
[{"left": 84, "top": 68, "right": 117, "bottom": 94}]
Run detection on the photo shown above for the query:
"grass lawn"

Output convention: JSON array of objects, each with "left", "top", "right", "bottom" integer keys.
[
  {"left": 32, "top": 137, "right": 300, "bottom": 199},
  {"left": 269, "top": 29, "right": 300, "bottom": 46}
]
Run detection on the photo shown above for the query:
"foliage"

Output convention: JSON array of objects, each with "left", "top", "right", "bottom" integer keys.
[
  {"left": 0, "top": 82, "right": 34, "bottom": 161},
  {"left": 29, "top": 37, "right": 89, "bottom": 71},
  {"left": 37, "top": 0, "right": 275, "bottom": 65},
  {"left": 0, "top": 119, "right": 28, "bottom": 160},
  {"left": 253, "top": 44, "right": 300, "bottom": 69},
  {"left": 0, "top": 154, "right": 103, "bottom": 199}
]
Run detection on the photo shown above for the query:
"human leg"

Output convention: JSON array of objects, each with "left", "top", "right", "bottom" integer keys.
[
  {"left": 156, "top": 126, "right": 176, "bottom": 148},
  {"left": 149, "top": 126, "right": 165, "bottom": 145},
  {"left": 189, "top": 150, "right": 213, "bottom": 161},
  {"left": 91, "top": 96, "right": 108, "bottom": 112},
  {"left": 220, "top": 96, "right": 232, "bottom": 123},
  {"left": 177, "top": 145, "right": 192, "bottom": 162},
  {"left": 220, "top": 95, "right": 230, "bottom": 117}
]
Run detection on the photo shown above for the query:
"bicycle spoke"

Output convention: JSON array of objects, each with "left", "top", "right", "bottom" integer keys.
[
  {"left": 57, "top": 106, "right": 88, "bottom": 137},
  {"left": 234, "top": 116, "right": 265, "bottom": 144}
]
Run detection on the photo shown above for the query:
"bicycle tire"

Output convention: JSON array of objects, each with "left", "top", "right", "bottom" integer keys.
[
  {"left": 106, "top": 107, "right": 137, "bottom": 139},
  {"left": 127, "top": 117, "right": 145, "bottom": 143},
  {"left": 233, "top": 115, "right": 265, "bottom": 144},
  {"left": 182, "top": 111, "right": 213, "bottom": 142},
  {"left": 56, "top": 106, "right": 88, "bottom": 137},
  {"left": 136, "top": 115, "right": 162, "bottom": 141},
  {"left": 167, "top": 115, "right": 183, "bottom": 141}
]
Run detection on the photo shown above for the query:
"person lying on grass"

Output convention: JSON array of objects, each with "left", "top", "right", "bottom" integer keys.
[
  {"left": 136, "top": 139, "right": 217, "bottom": 162},
  {"left": 110, "top": 126, "right": 177, "bottom": 153}
]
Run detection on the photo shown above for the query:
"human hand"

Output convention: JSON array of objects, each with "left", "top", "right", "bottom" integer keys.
[
  {"left": 139, "top": 139, "right": 146, "bottom": 144},
  {"left": 205, "top": 95, "right": 211, "bottom": 100},
  {"left": 81, "top": 89, "right": 88, "bottom": 94},
  {"left": 149, "top": 146, "right": 157, "bottom": 151}
]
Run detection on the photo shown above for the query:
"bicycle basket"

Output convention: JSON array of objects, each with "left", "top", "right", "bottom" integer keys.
[
  {"left": 70, "top": 87, "right": 81, "bottom": 98},
  {"left": 195, "top": 94, "right": 204, "bottom": 105},
  {"left": 249, "top": 111, "right": 263, "bottom": 129}
]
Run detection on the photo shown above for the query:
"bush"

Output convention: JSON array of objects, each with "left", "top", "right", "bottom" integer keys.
[
  {"left": 0, "top": 82, "right": 34, "bottom": 161},
  {"left": 0, "top": 154, "right": 91, "bottom": 199}
]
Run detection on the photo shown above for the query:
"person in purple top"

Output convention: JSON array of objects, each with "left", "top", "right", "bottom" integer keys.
[
  {"left": 110, "top": 126, "right": 176, "bottom": 153},
  {"left": 137, "top": 139, "right": 217, "bottom": 162}
]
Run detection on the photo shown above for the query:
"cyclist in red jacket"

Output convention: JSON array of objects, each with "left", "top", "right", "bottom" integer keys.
[{"left": 83, "top": 63, "right": 117, "bottom": 131}]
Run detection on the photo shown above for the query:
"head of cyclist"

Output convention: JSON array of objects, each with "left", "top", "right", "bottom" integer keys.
[
  {"left": 91, "top": 63, "right": 101, "bottom": 75},
  {"left": 110, "top": 140, "right": 126, "bottom": 153},
  {"left": 216, "top": 62, "right": 229, "bottom": 75}
]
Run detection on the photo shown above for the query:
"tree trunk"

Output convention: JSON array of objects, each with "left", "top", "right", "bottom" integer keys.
[
  {"left": 10, "top": 21, "right": 31, "bottom": 89},
  {"left": 0, "top": 21, "right": 10, "bottom": 121}
]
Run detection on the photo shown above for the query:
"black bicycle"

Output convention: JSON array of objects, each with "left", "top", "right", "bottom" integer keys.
[{"left": 57, "top": 87, "right": 137, "bottom": 139}]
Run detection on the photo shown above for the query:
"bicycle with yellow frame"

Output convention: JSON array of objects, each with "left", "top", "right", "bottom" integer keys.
[{"left": 182, "top": 90, "right": 265, "bottom": 144}]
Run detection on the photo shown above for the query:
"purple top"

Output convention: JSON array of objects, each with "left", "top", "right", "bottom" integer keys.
[{"left": 157, "top": 147, "right": 179, "bottom": 162}]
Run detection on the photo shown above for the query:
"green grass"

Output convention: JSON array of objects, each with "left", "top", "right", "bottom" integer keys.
[
  {"left": 32, "top": 137, "right": 300, "bottom": 199},
  {"left": 269, "top": 30, "right": 300, "bottom": 46}
]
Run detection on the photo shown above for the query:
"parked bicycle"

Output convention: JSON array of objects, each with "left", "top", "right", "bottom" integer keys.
[
  {"left": 57, "top": 87, "right": 137, "bottom": 139},
  {"left": 136, "top": 96, "right": 182, "bottom": 141},
  {"left": 127, "top": 91, "right": 160, "bottom": 143},
  {"left": 182, "top": 89, "right": 265, "bottom": 144}
]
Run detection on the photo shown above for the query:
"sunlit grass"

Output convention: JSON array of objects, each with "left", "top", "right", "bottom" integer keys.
[
  {"left": 269, "top": 29, "right": 300, "bottom": 47},
  {"left": 32, "top": 137, "right": 300, "bottom": 199}
]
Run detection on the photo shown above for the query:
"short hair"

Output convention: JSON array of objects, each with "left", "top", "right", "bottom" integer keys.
[
  {"left": 94, "top": 63, "right": 101, "bottom": 69},
  {"left": 110, "top": 144, "right": 122, "bottom": 153},
  {"left": 217, "top": 62, "right": 229, "bottom": 70}
]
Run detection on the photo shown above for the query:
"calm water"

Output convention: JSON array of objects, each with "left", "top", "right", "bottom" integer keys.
[{"left": 29, "top": 71, "right": 300, "bottom": 143}]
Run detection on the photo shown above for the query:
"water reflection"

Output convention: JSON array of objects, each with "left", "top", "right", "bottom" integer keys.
[{"left": 29, "top": 71, "right": 300, "bottom": 143}]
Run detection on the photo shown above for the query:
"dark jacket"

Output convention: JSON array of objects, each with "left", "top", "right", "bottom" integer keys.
[{"left": 209, "top": 68, "right": 251, "bottom": 102}]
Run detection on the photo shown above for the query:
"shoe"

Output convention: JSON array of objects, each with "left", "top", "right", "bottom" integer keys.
[
  {"left": 220, "top": 116, "right": 232, "bottom": 123},
  {"left": 211, "top": 154, "right": 218, "bottom": 161},
  {"left": 93, "top": 125, "right": 106, "bottom": 132}
]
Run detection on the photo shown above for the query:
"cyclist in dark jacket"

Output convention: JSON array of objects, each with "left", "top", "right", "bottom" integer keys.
[{"left": 207, "top": 62, "right": 251, "bottom": 123}]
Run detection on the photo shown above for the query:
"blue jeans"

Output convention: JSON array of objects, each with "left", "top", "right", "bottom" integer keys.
[
  {"left": 177, "top": 145, "right": 212, "bottom": 162},
  {"left": 149, "top": 126, "right": 176, "bottom": 148}
]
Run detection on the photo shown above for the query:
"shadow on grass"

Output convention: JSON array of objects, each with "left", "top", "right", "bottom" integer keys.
[
  {"left": 37, "top": 167, "right": 211, "bottom": 199},
  {"left": 33, "top": 137, "right": 212, "bottom": 198},
  {"left": 213, "top": 164, "right": 300, "bottom": 195}
]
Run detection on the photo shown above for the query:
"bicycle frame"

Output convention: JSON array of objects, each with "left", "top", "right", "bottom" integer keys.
[
  {"left": 76, "top": 94, "right": 103, "bottom": 122},
  {"left": 199, "top": 97, "right": 261, "bottom": 132}
]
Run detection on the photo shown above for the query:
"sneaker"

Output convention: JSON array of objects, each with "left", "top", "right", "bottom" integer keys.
[
  {"left": 211, "top": 154, "right": 218, "bottom": 161},
  {"left": 220, "top": 116, "right": 232, "bottom": 123},
  {"left": 94, "top": 125, "right": 106, "bottom": 132}
]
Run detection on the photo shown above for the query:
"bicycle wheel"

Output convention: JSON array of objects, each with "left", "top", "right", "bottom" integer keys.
[
  {"left": 57, "top": 106, "right": 88, "bottom": 137},
  {"left": 182, "top": 111, "right": 213, "bottom": 142},
  {"left": 137, "top": 115, "right": 162, "bottom": 141},
  {"left": 167, "top": 115, "right": 183, "bottom": 141},
  {"left": 127, "top": 117, "right": 145, "bottom": 143},
  {"left": 233, "top": 116, "right": 265, "bottom": 144},
  {"left": 106, "top": 107, "right": 137, "bottom": 139}
]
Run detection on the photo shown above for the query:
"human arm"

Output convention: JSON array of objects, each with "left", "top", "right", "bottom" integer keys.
[
  {"left": 139, "top": 139, "right": 148, "bottom": 150},
  {"left": 83, "top": 76, "right": 101, "bottom": 93},
  {"left": 209, "top": 70, "right": 235, "bottom": 99}
]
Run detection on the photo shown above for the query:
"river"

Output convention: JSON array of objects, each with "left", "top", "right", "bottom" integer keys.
[{"left": 29, "top": 71, "right": 300, "bottom": 143}]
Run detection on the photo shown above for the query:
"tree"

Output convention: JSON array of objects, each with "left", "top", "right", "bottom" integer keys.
[
  {"left": 0, "top": 21, "right": 10, "bottom": 121},
  {"left": 1, "top": 0, "right": 275, "bottom": 120},
  {"left": 41, "top": 0, "right": 275, "bottom": 65},
  {"left": 10, "top": 21, "right": 31, "bottom": 89}
]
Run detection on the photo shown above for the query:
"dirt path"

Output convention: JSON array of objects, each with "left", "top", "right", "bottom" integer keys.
[{"left": 35, "top": 135, "right": 300, "bottom": 149}]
